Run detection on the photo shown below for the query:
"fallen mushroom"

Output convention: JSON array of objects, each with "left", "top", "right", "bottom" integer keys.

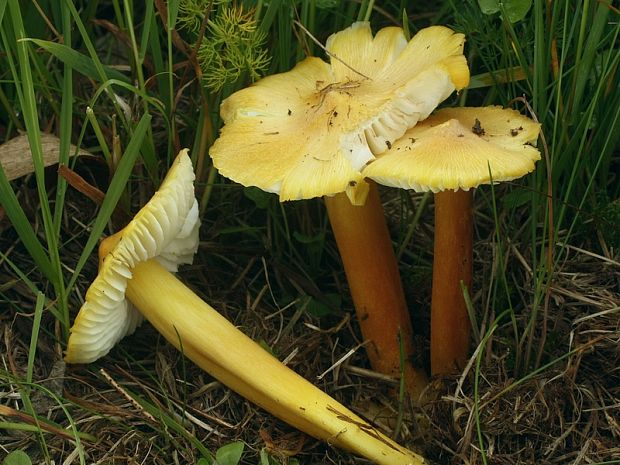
[
  {"left": 66, "top": 149, "right": 427, "bottom": 465},
  {"left": 363, "top": 106, "right": 541, "bottom": 375},
  {"left": 209, "top": 22, "right": 469, "bottom": 397}
]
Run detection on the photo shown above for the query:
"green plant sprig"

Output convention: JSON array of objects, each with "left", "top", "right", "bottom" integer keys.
[{"left": 196, "top": 5, "right": 270, "bottom": 92}]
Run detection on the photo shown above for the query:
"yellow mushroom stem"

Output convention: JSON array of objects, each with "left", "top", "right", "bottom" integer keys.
[
  {"left": 98, "top": 236, "right": 426, "bottom": 465},
  {"left": 430, "top": 189, "right": 473, "bottom": 375},
  {"left": 324, "top": 181, "right": 427, "bottom": 399}
]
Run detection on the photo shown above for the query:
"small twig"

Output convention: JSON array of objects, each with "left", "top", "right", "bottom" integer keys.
[
  {"left": 572, "top": 306, "right": 620, "bottom": 325},
  {"left": 343, "top": 365, "right": 398, "bottom": 384},
  {"left": 556, "top": 242, "right": 620, "bottom": 267},
  {"left": 511, "top": 243, "right": 533, "bottom": 276},
  {"left": 281, "top": 347, "right": 299, "bottom": 367},
  {"left": 550, "top": 285, "right": 613, "bottom": 308},
  {"left": 293, "top": 20, "right": 372, "bottom": 81},
  {"left": 316, "top": 342, "right": 366, "bottom": 380},
  {"left": 99, "top": 368, "right": 156, "bottom": 422},
  {"left": 166, "top": 398, "right": 227, "bottom": 437}
]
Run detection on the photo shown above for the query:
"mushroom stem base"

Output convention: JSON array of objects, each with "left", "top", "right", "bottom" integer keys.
[
  {"left": 431, "top": 189, "right": 473, "bottom": 375},
  {"left": 126, "top": 259, "right": 426, "bottom": 465}
]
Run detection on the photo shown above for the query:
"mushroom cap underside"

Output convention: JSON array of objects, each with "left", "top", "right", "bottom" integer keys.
[{"left": 65, "top": 149, "right": 200, "bottom": 364}]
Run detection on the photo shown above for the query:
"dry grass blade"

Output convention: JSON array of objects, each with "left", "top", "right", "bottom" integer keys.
[
  {"left": 0, "top": 404, "right": 94, "bottom": 443},
  {"left": 57, "top": 165, "right": 106, "bottom": 205}
]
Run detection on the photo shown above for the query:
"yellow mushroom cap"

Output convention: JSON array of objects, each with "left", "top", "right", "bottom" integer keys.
[
  {"left": 65, "top": 149, "right": 200, "bottom": 363},
  {"left": 210, "top": 22, "right": 469, "bottom": 204},
  {"left": 363, "top": 106, "right": 541, "bottom": 192}
]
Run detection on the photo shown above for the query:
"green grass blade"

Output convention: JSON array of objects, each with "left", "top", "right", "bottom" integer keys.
[
  {"left": 0, "top": 250, "right": 41, "bottom": 296},
  {"left": 0, "top": 250, "right": 64, "bottom": 323},
  {"left": 86, "top": 107, "right": 113, "bottom": 166},
  {"left": 167, "top": 0, "right": 180, "bottom": 28},
  {"left": 570, "top": 0, "right": 611, "bottom": 124},
  {"left": 0, "top": 422, "right": 42, "bottom": 434},
  {"left": 14, "top": 389, "right": 51, "bottom": 460},
  {"left": 24, "top": 35, "right": 60, "bottom": 117},
  {"left": 62, "top": 0, "right": 127, "bottom": 85},
  {"left": 62, "top": 0, "right": 133, "bottom": 136},
  {"left": 259, "top": 0, "right": 283, "bottom": 34},
  {"left": 473, "top": 308, "right": 513, "bottom": 465},
  {"left": 0, "top": 0, "right": 6, "bottom": 28},
  {"left": 0, "top": 85, "right": 23, "bottom": 132},
  {"left": 147, "top": 10, "right": 169, "bottom": 115},
  {"left": 5, "top": 0, "right": 71, "bottom": 337},
  {"left": 6, "top": 0, "right": 62, "bottom": 291},
  {"left": 556, "top": 47, "right": 620, "bottom": 234},
  {"left": 122, "top": 0, "right": 157, "bottom": 179},
  {"left": 89, "top": 78, "right": 166, "bottom": 116},
  {"left": 396, "top": 191, "right": 430, "bottom": 260},
  {"left": 24, "top": 38, "right": 131, "bottom": 83},
  {"left": 531, "top": 0, "right": 547, "bottom": 114},
  {"left": 0, "top": 165, "right": 54, "bottom": 281},
  {"left": 1, "top": 373, "right": 96, "bottom": 448},
  {"left": 27, "top": 293, "right": 45, "bottom": 385},
  {"left": 165, "top": 0, "right": 179, "bottom": 147},
  {"left": 561, "top": 89, "right": 620, "bottom": 249},
  {"left": 67, "top": 113, "right": 152, "bottom": 293},
  {"left": 53, "top": 2, "right": 74, "bottom": 242},
  {"left": 486, "top": 170, "right": 520, "bottom": 369},
  {"left": 139, "top": 0, "right": 155, "bottom": 63}
]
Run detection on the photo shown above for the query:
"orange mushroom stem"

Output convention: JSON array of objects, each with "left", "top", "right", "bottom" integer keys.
[
  {"left": 325, "top": 181, "right": 427, "bottom": 397},
  {"left": 430, "top": 189, "right": 473, "bottom": 375}
]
